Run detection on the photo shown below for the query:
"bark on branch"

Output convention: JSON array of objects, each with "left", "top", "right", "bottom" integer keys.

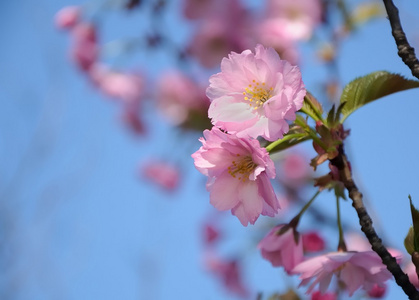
[
  {"left": 330, "top": 145, "right": 419, "bottom": 299},
  {"left": 382, "top": 0, "right": 419, "bottom": 79}
]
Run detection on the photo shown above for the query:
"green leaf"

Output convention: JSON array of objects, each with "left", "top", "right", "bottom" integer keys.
[
  {"left": 340, "top": 71, "right": 419, "bottom": 122},
  {"left": 409, "top": 195, "right": 419, "bottom": 252},
  {"left": 300, "top": 92, "right": 323, "bottom": 122},
  {"left": 405, "top": 226, "right": 415, "bottom": 255}
]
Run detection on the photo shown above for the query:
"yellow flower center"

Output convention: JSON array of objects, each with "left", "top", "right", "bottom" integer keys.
[
  {"left": 243, "top": 80, "right": 273, "bottom": 110},
  {"left": 228, "top": 154, "right": 257, "bottom": 182}
]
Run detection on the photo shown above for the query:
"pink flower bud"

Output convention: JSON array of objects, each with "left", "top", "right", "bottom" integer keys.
[
  {"left": 311, "top": 290, "right": 337, "bottom": 300},
  {"left": 71, "top": 23, "right": 98, "bottom": 71},
  {"left": 203, "top": 223, "right": 220, "bottom": 246},
  {"left": 141, "top": 160, "right": 180, "bottom": 191},
  {"left": 367, "top": 284, "right": 386, "bottom": 298},
  {"left": 302, "top": 231, "right": 325, "bottom": 253},
  {"left": 55, "top": 6, "right": 80, "bottom": 29}
]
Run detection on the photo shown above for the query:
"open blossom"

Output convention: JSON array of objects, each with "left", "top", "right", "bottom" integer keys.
[
  {"left": 192, "top": 127, "right": 279, "bottom": 226},
  {"left": 258, "top": 224, "right": 303, "bottom": 274},
  {"left": 207, "top": 44, "right": 305, "bottom": 141},
  {"left": 292, "top": 251, "right": 392, "bottom": 296}
]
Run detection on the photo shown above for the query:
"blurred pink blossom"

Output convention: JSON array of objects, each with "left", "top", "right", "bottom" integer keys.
[
  {"left": 302, "top": 231, "right": 325, "bottom": 253},
  {"left": 311, "top": 290, "right": 337, "bottom": 300},
  {"left": 345, "top": 232, "right": 403, "bottom": 263},
  {"left": 256, "top": 19, "right": 299, "bottom": 65},
  {"left": 71, "top": 23, "right": 98, "bottom": 71},
  {"left": 188, "top": 2, "right": 253, "bottom": 69},
  {"left": 89, "top": 64, "right": 145, "bottom": 105},
  {"left": 192, "top": 127, "right": 280, "bottom": 226},
  {"left": 141, "top": 160, "right": 180, "bottom": 191},
  {"left": 55, "top": 6, "right": 81, "bottom": 29},
  {"left": 281, "top": 152, "right": 310, "bottom": 186},
  {"left": 156, "top": 71, "right": 208, "bottom": 125},
  {"left": 122, "top": 105, "right": 145, "bottom": 135},
  {"left": 205, "top": 255, "right": 250, "bottom": 298},
  {"left": 292, "top": 251, "right": 392, "bottom": 296},
  {"left": 258, "top": 224, "right": 303, "bottom": 274},
  {"left": 405, "top": 262, "right": 419, "bottom": 288},
  {"left": 265, "top": 0, "right": 322, "bottom": 41},
  {"left": 203, "top": 223, "right": 220, "bottom": 246},
  {"left": 367, "top": 283, "right": 387, "bottom": 298},
  {"left": 183, "top": 0, "right": 226, "bottom": 20},
  {"left": 207, "top": 44, "right": 305, "bottom": 141}
]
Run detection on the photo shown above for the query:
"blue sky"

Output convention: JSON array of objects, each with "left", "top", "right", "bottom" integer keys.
[{"left": 2, "top": 0, "right": 419, "bottom": 299}]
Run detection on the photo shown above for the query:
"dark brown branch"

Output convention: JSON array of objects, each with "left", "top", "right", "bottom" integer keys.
[
  {"left": 382, "top": 0, "right": 419, "bottom": 79},
  {"left": 330, "top": 145, "right": 419, "bottom": 299}
]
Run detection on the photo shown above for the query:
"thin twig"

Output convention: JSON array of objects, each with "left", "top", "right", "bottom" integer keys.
[
  {"left": 382, "top": 0, "right": 419, "bottom": 79},
  {"left": 330, "top": 145, "right": 419, "bottom": 299}
]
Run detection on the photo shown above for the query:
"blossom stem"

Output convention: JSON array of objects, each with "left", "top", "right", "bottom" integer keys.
[
  {"left": 265, "top": 133, "right": 309, "bottom": 153},
  {"left": 293, "top": 117, "right": 328, "bottom": 151},
  {"left": 330, "top": 145, "right": 419, "bottom": 300},
  {"left": 336, "top": 196, "right": 347, "bottom": 251},
  {"left": 290, "top": 190, "right": 321, "bottom": 228}
]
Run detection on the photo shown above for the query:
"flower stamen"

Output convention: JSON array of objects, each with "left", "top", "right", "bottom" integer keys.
[
  {"left": 243, "top": 81, "right": 273, "bottom": 110},
  {"left": 228, "top": 155, "right": 257, "bottom": 182}
]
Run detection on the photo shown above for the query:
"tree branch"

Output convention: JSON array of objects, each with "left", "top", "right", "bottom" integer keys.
[
  {"left": 382, "top": 0, "right": 419, "bottom": 79},
  {"left": 330, "top": 145, "right": 419, "bottom": 299}
]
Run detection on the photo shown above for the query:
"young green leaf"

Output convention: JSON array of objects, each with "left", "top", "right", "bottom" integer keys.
[
  {"left": 300, "top": 92, "right": 323, "bottom": 122},
  {"left": 339, "top": 71, "right": 419, "bottom": 122},
  {"left": 409, "top": 195, "right": 419, "bottom": 252}
]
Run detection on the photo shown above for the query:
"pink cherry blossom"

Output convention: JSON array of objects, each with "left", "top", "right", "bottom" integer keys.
[
  {"left": 345, "top": 232, "right": 403, "bottom": 263},
  {"left": 71, "top": 23, "right": 98, "bottom": 71},
  {"left": 256, "top": 19, "right": 299, "bottom": 65},
  {"left": 405, "top": 262, "right": 419, "bottom": 288},
  {"left": 89, "top": 64, "right": 144, "bottom": 105},
  {"left": 141, "top": 160, "right": 180, "bottom": 191},
  {"left": 122, "top": 105, "right": 145, "bottom": 135},
  {"left": 207, "top": 44, "right": 305, "bottom": 141},
  {"left": 182, "top": 0, "right": 241, "bottom": 20},
  {"left": 265, "top": 0, "right": 322, "bottom": 41},
  {"left": 187, "top": 3, "right": 253, "bottom": 69},
  {"left": 203, "top": 223, "right": 220, "bottom": 246},
  {"left": 156, "top": 71, "right": 208, "bottom": 125},
  {"left": 302, "top": 231, "right": 325, "bottom": 253},
  {"left": 367, "top": 283, "right": 387, "bottom": 298},
  {"left": 280, "top": 152, "right": 311, "bottom": 187},
  {"left": 311, "top": 290, "right": 337, "bottom": 300},
  {"left": 55, "top": 6, "right": 80, "bottom": 30},
  {"left": 258, "top": 224, "right": 303, "bottom": 274},
  {"left": 292, "top": 251, "right": 392, "bottom": 296},
  {"left": 205, "top": 255, "right": 250, "bottom": 298},
  {"left": 192, "top": 127, "right": 280, "bottom": 226}
]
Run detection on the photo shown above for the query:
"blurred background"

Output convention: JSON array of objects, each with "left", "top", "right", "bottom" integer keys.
[{"left": 1, "top": 0, "right": 419, "bottom": 299}]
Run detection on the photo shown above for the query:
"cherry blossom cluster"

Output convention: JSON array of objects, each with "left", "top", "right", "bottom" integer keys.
[
  {"left": 54, "top": 0, "right": 419, "bottom": 299},
  {"left": 191, "top": 42, "right": 419, "bottom": 298},
  {"left": 193, "top": 44, "right": 305, "bottom": 226}
]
